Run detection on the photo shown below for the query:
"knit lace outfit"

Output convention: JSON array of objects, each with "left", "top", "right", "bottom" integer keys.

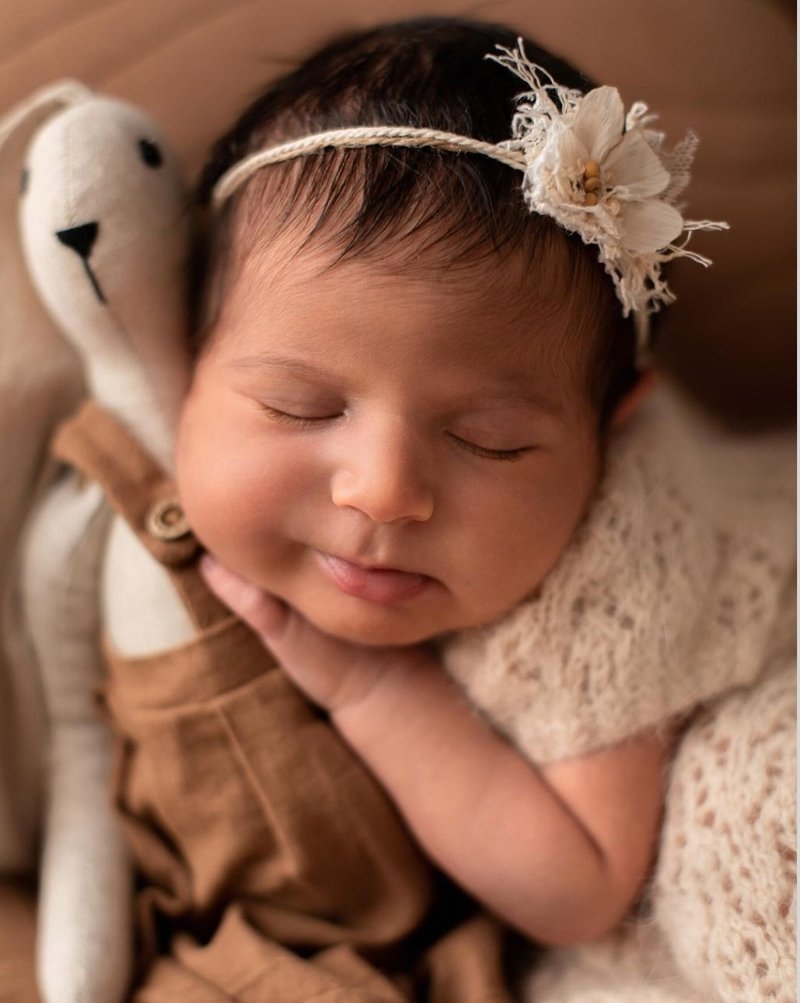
[{"left": 442, "top": 380, "right": 796, "bottom": 1002}]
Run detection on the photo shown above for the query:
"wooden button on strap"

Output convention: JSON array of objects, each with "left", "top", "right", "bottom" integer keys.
[{"left": 146, "top": 498, "right": 190, "bottom": 541}]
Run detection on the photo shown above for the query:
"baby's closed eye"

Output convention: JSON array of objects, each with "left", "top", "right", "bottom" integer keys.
[
  {"left": 258, "top": 402, "right": 344, "bottom": 427},
  {"left": 446, "top": 433, "right": 534, "bottom": 461},
  {"left": 256, "top": 399, "right": 539, "bottom": 460}
]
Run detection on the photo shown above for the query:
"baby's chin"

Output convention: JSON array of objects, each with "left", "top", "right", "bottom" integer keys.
[
  {"left": 297, "top": 601, "right": 451, "bottom": 649},
  {"left": 286, "top": 582, "right": 529, "bottom": 649}
]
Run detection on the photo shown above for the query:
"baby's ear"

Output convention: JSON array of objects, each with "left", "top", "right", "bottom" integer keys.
[{"left": 610, "top": 370, "right": 658, "bottom": 428}]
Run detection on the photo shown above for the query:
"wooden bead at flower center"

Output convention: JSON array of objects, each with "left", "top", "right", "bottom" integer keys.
[{"left": 582, "top": 159, "right": 603, "bottom": 205}]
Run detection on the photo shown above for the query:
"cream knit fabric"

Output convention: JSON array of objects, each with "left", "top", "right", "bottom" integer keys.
[
  {"left": 522, "top": 666, "right": 796, "bottom": 1003},
  {"left": 652, "top": 665, "right": 796, "bottom": 1002},
  {"left": 442, "top": 380, "right": 795, "bottom": 764},
  {"left": 441, "top": 379, "right": 795, "bottom": 1003}
]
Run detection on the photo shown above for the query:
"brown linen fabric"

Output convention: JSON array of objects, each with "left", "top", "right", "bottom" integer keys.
[
  {"left": 0, "top": 877, "right": 41, "bottom": 1003},
  {"left": 50, "top": 400, "right": 514, "bottom": 1003}
]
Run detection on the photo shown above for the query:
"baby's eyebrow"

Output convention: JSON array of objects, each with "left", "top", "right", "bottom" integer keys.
[
  {"left": 460, "top": 370, "right": 570, "bottom": 420},
  {"left": 468, "top": 391, "right": 569, "bottom": 424},
  {"left": 227, "top": 353, "right": 334, "bottom": 382},
  {"left": 228, "top": 351, "right": 567, "bottom": 420}
]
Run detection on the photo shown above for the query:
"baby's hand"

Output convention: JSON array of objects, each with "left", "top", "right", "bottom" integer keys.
[
  {"left": 201, "top": 561, "right": 669, "bottom": 948},
  {"left": 200, "top": 555, "right": 434, "bottom": 712}
]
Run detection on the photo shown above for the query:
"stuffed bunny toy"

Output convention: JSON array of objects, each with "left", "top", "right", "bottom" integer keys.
[
  {"left": 0, "top": 80, "right": 194, "bottom": 1003},
  {"left": 0, "top": 82, "right": 86, "bottom": 879}
]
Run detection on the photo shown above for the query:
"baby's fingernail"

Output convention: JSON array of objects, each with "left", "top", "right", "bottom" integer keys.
[
  {"left": 200, "top": 553, "right": 237, "bottom": 591},
  {"left": 200, "top": 553, "right": 219, "bottom": 575},
  {"left": 199, "top": 555, "right": 284, "bottom": 636},
  {"left": 248, "top": 594, "right": 286, "bottom": 636}
]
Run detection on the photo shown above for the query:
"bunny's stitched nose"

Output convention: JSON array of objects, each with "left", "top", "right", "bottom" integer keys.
[
  {"left": 55, "top": 222, "right": 106, "bottom": 304},
  {"left": 56, "top": 221, "right": 99, "bottom": 259}
]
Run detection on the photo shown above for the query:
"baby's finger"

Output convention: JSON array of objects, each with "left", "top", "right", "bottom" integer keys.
[
  {"left": 200, "top": 554, "right": 287, "bottom": 635},
  {"left": 199, "top": 554, "right": 382, "bottom": 709},
  {"left": 259, "top": 603, "right": 389, "bottom": 711}
]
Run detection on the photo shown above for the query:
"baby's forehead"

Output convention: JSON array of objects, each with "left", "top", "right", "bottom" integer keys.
[
  {"left": 230, "top": 232, "right": 574, "bottom": 343},
  {"left": 214, "top": 241, "right": 586, "bottom": 414},
  {"left": 200, "top": 181, "right": 610, "bottom": 399}
]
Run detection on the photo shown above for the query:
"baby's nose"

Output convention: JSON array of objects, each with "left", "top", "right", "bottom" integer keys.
[
  {"left": 55, "top": 221, "right": 99, "bottom": 259},
  {"left": 331, "top": 426, "right": 434, "bottom": 524}
]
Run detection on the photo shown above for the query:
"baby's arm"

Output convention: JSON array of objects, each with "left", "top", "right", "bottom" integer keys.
[
  {"left": 339, "top": 668, "right": 667, "bottom": 946},
  {"left": 202, "top": 558, "right": 670, "bottom": 946}
]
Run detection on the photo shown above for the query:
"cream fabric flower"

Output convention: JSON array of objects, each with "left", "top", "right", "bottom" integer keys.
[{"left": 491, "top": 42, "right": 727, "bottom": 328}]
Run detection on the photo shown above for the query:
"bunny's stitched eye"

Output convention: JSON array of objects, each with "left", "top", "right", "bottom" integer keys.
[
  {"left": 138, "top": 139, "right": 163, "bottom": 168},
  {"left": 20, "top": 167, "right": 29, "bottom": 195}
]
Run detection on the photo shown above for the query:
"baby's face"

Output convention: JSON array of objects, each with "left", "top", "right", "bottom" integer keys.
[{"left": 176, "top": 239, "right": 601, "bottom": 646}]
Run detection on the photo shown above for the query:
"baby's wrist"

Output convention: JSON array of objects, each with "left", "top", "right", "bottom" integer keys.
[{"left": 331, "top": 649, "right": 440, "bottom": 748}]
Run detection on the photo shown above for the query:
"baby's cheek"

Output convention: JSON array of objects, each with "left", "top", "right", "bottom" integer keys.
[
  {"left": 175, "top": 410, "right": 313, "bottom": 588},
  {"left": 175, "top": 408, "right": 257, "bottom": 554},
  {"left": 181, "top": 459, "right": 264, "bottom": 553},
  {"left": 460, "top": 462, "right": 595, "bottom": 616}
]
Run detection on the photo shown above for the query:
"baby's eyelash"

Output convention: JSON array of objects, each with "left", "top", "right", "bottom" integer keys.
[
  {"left": 260, "top": 405, "right": 342, "bottom": 428},
  {"left": 447, "top": 433, "right": 531, "bottom": 462},
  {"left": 260, "top": 406, "right": 531, "bottom": 460}
]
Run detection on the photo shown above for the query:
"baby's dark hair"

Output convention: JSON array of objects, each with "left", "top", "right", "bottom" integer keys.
[{"left": 193, "top": 17, "right": 639, "bottom": 427}]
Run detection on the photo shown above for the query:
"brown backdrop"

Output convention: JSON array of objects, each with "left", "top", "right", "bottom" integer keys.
[{"left": 1, "top": 0, "right": 795, "bottom": 426}]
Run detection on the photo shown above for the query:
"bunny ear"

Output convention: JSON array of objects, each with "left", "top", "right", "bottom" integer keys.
[
  {"left": 0, "top": 77, "right": 87, "bottom": 531},
  {"left": 0, "top": 79, "right": 92, "bottom": 384},
  {"left": 0, "top": 79, "right": 92, "bottom": 155},
  {"left": 0, "top": 80, "right": 93, "bottom": 388},
  {"left": 0, "top": 83, "right": 86, "bottom": 862}
]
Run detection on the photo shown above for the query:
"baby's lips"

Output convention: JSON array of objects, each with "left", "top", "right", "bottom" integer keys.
[{"left": 318, "top": 552, "right": 431, "bottom": 604}]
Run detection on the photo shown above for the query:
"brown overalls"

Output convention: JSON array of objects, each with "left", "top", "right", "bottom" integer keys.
[{"left": 51, "top": 401, "right": 519, "bottom": 1003}]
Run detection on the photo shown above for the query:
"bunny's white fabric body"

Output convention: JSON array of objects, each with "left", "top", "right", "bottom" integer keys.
[{"left": 1, "top": 82, "right": 195, "bottom": 1003}]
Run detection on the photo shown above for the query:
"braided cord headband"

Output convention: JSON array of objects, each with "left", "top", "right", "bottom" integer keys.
[
  {"left": 211, "top": 41, "right": 728, "bottom": 362},
  {"left": 213, "top": 126, "right": 528, "bottom": 206}
]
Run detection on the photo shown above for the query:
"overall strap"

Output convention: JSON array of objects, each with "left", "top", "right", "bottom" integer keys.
[{"left": 51, "top": 400, "right": 229, "bottom": 630}]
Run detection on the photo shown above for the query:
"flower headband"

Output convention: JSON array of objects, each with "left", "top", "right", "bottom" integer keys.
[{"left": 212, "top": 41, "right": 728, "bottom": 362}]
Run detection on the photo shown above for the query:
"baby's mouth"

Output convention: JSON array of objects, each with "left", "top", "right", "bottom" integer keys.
[{"left": 316, "top": 551, "right": 433, "bottom": 605}]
